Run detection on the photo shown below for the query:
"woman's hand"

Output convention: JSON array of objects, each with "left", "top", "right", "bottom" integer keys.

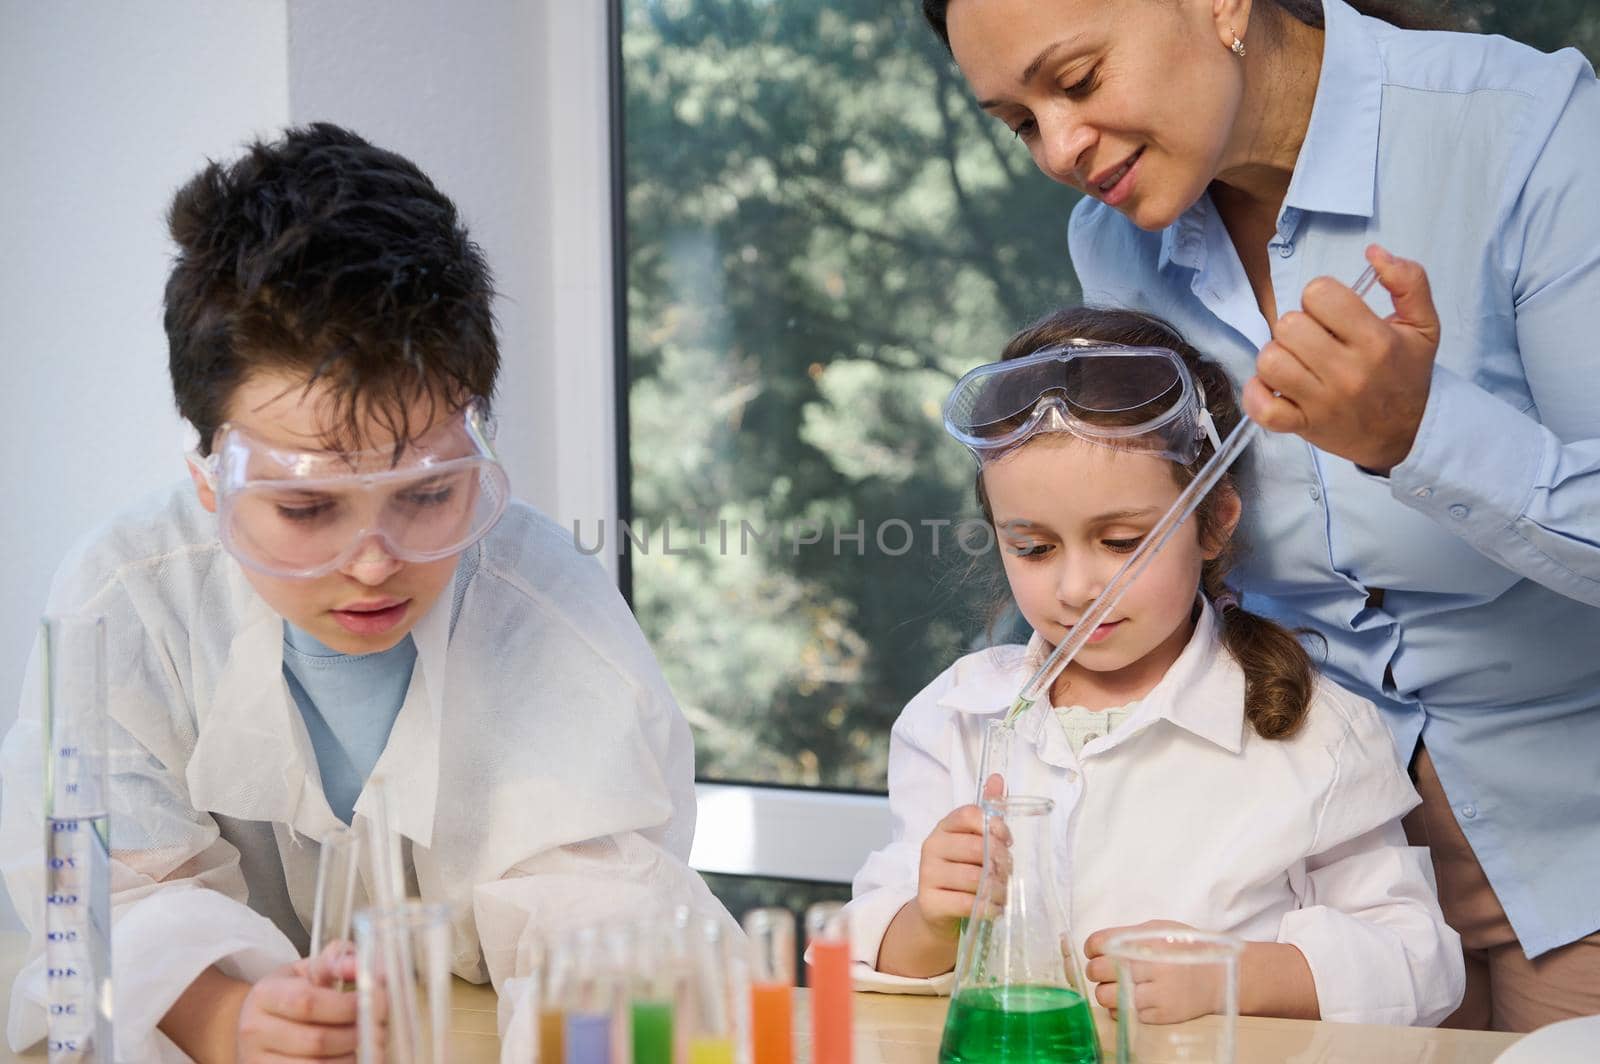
[
  {"left": 1083, "top": 920, "right": 1222, "bottom": 1025},
  {"left": 1243, "top": 245, "right": 1443, "bottom": 474}
]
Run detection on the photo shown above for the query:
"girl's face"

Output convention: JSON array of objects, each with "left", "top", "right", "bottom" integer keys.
[
  {"left": 946, "top": 0, "right": 1247, "bottom": 232},
  {"left": 983, "top": 436, "right": 1237, "bottom": 703}
]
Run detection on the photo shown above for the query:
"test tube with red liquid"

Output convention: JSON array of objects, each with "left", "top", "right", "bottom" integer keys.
[{"left": 804, "top": 902, "right": 851, "bottom": 1064}]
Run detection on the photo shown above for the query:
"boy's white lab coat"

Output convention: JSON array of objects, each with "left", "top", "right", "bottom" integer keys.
[
  {"left": 0, "top": 486, "right": 725, "bottom": 1060},
  {"left": 848, "top": 604, "right": 1466, "bottom": 1027}
]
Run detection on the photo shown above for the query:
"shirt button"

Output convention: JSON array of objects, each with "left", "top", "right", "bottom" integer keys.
[
  {"left": 1460, "top": 804, "right": 1477, "bottom": 819},
  {"left": 1309, "top": 485, "right": 1322, "bottom": 501},
  {"left": 1413, "top": 486, "right": 1433, "bottom": 499},
  {"left": 1449, "top": 504, "right": 1471, "bottom": 520},
  {"left": 1278, "top": 242, "right": 1295, "bottom": 258}
]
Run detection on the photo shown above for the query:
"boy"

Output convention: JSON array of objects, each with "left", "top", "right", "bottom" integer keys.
[{"left": 0, "top": 124, "right": 724, "bottom": 1061}]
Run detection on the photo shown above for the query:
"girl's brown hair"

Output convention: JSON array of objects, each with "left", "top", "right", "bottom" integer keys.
[{"left": 977, "top": 306, "right": 1319, "bottom": 740}]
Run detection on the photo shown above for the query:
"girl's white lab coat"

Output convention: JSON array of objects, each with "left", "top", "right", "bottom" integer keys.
[
  {"left": 848, "top": 604, "right": 1465, "bottom": 1027},
  {"left": 0, "top": 486, "right": 725, "bottom": 1060}
]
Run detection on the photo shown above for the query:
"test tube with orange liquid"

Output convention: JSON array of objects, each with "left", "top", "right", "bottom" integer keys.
[
  {"left": 742, "top": 908, "right": 795, "bottom": 1064},
  {"left": 805, "top": 902, "right": 852, "bottom": 1064}
]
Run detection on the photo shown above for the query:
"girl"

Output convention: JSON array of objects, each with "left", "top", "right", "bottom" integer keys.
[{"left": 847, "top": 307, "right": 1463, "bottom": 1026}]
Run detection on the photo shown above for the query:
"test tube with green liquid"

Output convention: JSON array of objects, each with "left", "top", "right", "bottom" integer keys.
[{"left": 629, "top": 919, "right": 681, "bottom": 1064}]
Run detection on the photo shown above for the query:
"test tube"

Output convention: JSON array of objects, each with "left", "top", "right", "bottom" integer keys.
[
  {"left": 976, "top": 718, "right": 1013, "bottom": 801},
  {"left": 742, "top": 908, "right": 794, "bottom": 1064},
  {"left": 354, "top": 901, "right": 453, "bottom": 1064},
  {"left": 310, "top": 825, "right": 362, "bottom": 958},
  {"left": 629, "top": 919, "right": 681, "bottom": 1064},
  {"left": 565, "top": 926, "right": 615, "bottom": 1064},
  {"left": 805, "top": 902, "right": 852, "bottom": 1064},
  {"left": 537, "top": 933, "right": 572, "bottom": 1064},
  {"left": 685, "top": 917, "right": 740, "bottom": 1064}
]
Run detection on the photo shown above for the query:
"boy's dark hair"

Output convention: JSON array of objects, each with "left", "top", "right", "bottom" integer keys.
[
  {"left": 920, "top": 0, "right": 1459, "bottom": 53},
  {"left": 164, "top": 123, "right": 499, "bottom": 456},
  {"left": 976, "top": 306, "right": 1319, "bottom": 741}
]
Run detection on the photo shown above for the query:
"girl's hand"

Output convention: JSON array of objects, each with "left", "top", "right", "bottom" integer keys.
[
  {"left": 1084, "top": 920, "right": 1220, "bottom": 1025},
  {"left": 910, "top": 773, "right": 1007, "bottom": 938},
  {"left": 235, "top": 941, "right": 363, "bottom": 1062},
  {"left": 1243, "top": 244, "right": 1442, "bottom": 474}
]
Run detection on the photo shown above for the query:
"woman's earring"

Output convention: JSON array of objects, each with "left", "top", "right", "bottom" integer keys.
[{"left": 1230, "top": 30, "right": 1247, "bottom": 58}]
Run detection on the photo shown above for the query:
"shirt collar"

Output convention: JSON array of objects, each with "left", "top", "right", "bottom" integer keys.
[
  {"left": 189, "top": 555, "right": 452, "bottom": 848},
  {"left": 1282, "top": 0, "right": 1384, "bottom": 219},
  {"left": 935, "top": 602, "right": 1246, "bottom": 755},
  {"left": 1125, "top": 602, "right": 1246, "bottom": 754},
  {"left": 1159, "top": 206, "right": 1210, "bottom": 273}
]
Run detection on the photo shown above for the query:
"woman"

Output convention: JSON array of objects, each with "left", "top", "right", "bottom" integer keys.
[{"left": 921, "top": 0, "right": 1600, "bottom": 1034}]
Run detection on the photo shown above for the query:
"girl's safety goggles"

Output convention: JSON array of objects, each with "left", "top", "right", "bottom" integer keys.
[
  {"left": 192, "top": 400, "right": 510, "bottom": 579},
  {"left": 943, "top": 341, "right": 1222, "bottom": 464}
]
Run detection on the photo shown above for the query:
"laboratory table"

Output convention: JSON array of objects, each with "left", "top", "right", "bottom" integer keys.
[{"left": 0, "top": 933, "right": 1525, "bottom": 1062}]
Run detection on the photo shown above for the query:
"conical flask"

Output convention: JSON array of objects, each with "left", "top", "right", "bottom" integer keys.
[{"left": 939, "top": 795, "right": 1100, "bottom": 1064}]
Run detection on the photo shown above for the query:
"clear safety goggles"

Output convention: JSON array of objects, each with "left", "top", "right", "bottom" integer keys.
[
  {"left": 193, "top": 401, "right": 510, "bottom": 579},
  {"left": 943, "top": 340, "right": 1222, "bottom": 464}
]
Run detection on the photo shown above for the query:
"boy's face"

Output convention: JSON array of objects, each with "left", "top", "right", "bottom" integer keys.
[
  {"left": 983, "top": 436, "right": 1238, "bottom": 705},
  {"left": 191, "top": 370, "right": 463, "bottom": 655}
]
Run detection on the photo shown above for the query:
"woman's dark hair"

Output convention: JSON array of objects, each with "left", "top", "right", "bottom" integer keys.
[
  {"left": 974, "top": 306, "right": 1319, "bottom": 740},
  {"left": 164, "top": 123, "right": 499, "bottom": 456},
  {"left": 921, "top": 0, "right": 1460, "bottom": 52}
]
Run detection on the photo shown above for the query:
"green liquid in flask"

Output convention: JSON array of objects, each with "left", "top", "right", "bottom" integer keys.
[{"left": 938, "top": 985, "right": 1100, "bottom": 1064}]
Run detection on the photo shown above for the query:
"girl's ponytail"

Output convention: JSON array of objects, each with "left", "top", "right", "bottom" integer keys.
[{"left": 1200, "top": 566, "right": 1320, "bottom": 741}]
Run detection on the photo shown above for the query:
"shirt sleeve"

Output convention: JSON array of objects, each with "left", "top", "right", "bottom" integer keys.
[
  {"left": 1273, "top": 690, "right": 1464, "bottom": 1026},
  {"left": 1, "top": 582, "right": 298, "bottom": 1059},
  {"left": 846, "top": 671, "right": 965, "bottom": 995},
  {"left": 1385, "top": 62, "right": 1600, "bottom": 605}
]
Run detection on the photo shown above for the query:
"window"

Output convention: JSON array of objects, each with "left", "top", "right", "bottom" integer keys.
[{"left": 616, "top": 1, "right": 1075, "bottom": 798}]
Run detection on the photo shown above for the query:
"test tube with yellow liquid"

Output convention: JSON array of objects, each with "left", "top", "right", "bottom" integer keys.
[{"left": 683, "top": 916, "right": 741, "bottom": 1064}]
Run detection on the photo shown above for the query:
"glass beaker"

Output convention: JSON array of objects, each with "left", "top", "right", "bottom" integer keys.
[
  {"left": 1106, "top": 930, "right": 1240, "bottom": 1064},
  {"left": 939, "top": 796, "right": 1100, "bottom": 1064}
]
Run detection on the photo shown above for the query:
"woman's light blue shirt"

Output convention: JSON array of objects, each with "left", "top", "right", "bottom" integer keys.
[{"left": 1069, "top": 0, "right": 1600, "bottom": 957}]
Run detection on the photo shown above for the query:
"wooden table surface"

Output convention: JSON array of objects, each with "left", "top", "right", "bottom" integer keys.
[{"left": 1, "top": 934, "right": 1522, "bottom": 1062}]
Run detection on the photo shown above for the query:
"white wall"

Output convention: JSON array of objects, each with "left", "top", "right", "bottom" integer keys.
[
  {"left": 0, "top": 0, "right": 618, "bottom": 930},
  {"left": 0, "top": 0, "right": 293, "bottom": 928}
]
